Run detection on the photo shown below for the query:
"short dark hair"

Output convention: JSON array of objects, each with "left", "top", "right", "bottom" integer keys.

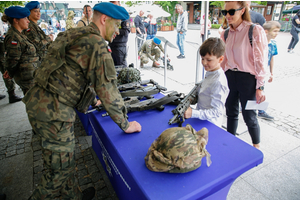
[
  {"left": 200, "top": 37, "right": 225, "bottom": 58},
  {"left": 83, "top": 5, "right": 91, "bottom": 9}
]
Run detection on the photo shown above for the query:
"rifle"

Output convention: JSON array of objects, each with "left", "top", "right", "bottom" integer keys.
[{"left": 168, "top": 82, "right": 202, "bottom": 127}]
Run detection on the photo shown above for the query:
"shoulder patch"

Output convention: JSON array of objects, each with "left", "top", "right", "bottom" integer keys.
[
  {"left": 107, "top": 46, "right": 112, "bottom": 53},
  {"left": 26, "top": 29, "right": 31, "bottom": 32},
  {"left": 11, "top": 41, "right": 18, "bottom": 45}
]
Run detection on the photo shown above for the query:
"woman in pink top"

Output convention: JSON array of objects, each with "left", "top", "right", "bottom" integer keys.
[{"left": 220, "top": 1, "right": 269, "bottom": 149}]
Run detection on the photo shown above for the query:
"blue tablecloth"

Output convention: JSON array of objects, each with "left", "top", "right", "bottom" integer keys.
[{"left": 87, "top": 95, "right": 264, "bottom": 200}]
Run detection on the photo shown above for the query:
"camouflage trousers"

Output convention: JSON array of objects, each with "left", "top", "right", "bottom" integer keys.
[
  {"left": 0, "top": 62, "right": 15, "bottom": 92},
  {"left": 28, "top": 118, "right": 81, "bottom": 200},
  {"left": 140, "top": 49, "right": 161, "bottom": 64}
]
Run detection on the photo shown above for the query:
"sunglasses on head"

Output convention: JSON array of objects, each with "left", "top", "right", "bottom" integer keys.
[{"left": 221, "top": 7, "right": 243, "bottom": 16}]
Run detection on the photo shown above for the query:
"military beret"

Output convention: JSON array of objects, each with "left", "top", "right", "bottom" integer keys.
[
  {"left": 93, "top": 2, "right": 129, "bottom": 21},
  {"left": 5, "top": 6, "right": 30, "bottom": 19},
  {"left": 153, "top": 37, "right": 161, "bottom": 45},
  {"left": 25, "top": 1, "right": 40, "bottom": 11}
]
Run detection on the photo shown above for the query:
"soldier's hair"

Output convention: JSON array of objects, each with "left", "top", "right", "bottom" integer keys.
[
  {"left": 263, "top": 21, "right": 281, "bottom": 31},
  {"left": 1, "top": 14, "right": 14, "bottom": 25},
  {"left": 83, "top": 5, "right": 91, "bottom": 9},
  {"left": 92, "top": 10, "right": 103, "bottom": 21},
  {"left": 200, "top": 37, "right": 225, "bottom": 58}
]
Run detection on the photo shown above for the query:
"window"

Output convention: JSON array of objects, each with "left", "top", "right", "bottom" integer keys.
[{"left": 267, "top": 6, "right": 272, "bottom": 15}]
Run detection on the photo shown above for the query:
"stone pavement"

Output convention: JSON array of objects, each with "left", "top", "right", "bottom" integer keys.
[{"left": 0, "top": 28, "right": 300, "bottom": 200}]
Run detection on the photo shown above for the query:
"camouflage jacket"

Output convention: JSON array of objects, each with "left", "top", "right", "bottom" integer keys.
[
  {"left": 138, "top": 39, "right": 164, "bottom": 62},
  {"left": 23, "top": 20, "right": 52, "bottom": 59},
  {"left": 23, "top": 22, "right": 129, "bottom": 131},
  {"left": 66, "top": 19, "right": 75, "bottom": 30},
  {"left": 4, "top": 26, "right": 39, "bottom": 78}
]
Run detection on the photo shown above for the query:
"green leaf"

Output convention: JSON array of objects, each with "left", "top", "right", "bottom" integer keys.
[{"left": 0, "top": 1, "right": 25, "bottom": 13}]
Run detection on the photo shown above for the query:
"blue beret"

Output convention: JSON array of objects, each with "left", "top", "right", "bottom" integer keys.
[
  {"left": 5, "top": 6, "right": 30, "bottom": 19},
  {"left": 25, "top": 1, "right": 40, "bottom": 11},
  {"left": 93, "top": 2, "right": 129, "bottom": 21},
  {"left": 153, "top": 37, "right": 161, "bottom": 45}
]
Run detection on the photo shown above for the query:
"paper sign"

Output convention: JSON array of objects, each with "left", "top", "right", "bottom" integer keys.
[{"left": 245, "top": 100, "right": 269, "bottom": 111}]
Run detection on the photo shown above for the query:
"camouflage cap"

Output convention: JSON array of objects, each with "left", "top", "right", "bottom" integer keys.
[
  {"left": 68, "top": 10, "right": 75, "bottom": 17},
  {"left": 145, "top": 124, "right": 211, "bottom": 173},
  {"left": 117, "top": 67, "right": 141, "bottom": 85}
]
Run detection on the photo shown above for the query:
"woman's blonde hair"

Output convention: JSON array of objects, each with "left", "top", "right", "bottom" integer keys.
[{"left": 223, "top": 1, "right": 251, "bottom": 28}]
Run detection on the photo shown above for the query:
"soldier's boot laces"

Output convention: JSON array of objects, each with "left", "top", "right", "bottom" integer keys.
[
  {"left": 0, "top": 94, "right": 5, "bottom": 100},
  {"left": 82, "top": 187, "right": 95, "bottom": 200},
  {"left": 8, "top": 91, "right": 23, "bottom": 103}
]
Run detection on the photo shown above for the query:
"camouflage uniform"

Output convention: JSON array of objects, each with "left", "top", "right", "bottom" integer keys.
[
  {"left": 138, "top": 39, "right": 164, "bottom": 65},
  {"left": 0, "top": 37, "right": 15, "bottom": 93},
  {"left": 66, "top": 11, "right": 75, "bottom": 30},
  {"left": 23, "top": 22, "right": 130, "bottom": 199},
  {"left": 145, "top": 124, "right": 211, "bottom": 173},
  {"left": 4, "top": 26, "right": 39, "bottom": 95},
  {"left": 23, "top": 19, "right": 52, "bottom": 59}
]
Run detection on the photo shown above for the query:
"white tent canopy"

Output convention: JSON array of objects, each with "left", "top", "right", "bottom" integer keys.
[{"left": 126, "top": 4, "right": 171, "bottom": 18}]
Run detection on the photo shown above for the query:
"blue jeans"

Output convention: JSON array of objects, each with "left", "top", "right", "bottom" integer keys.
[
  {"left": 146, "top": 34, "right": 155, "bottom": 40},
  {"left": 288, "top": 26, "right": 299, "bottom": 49},
  {"left": 176, "top": 31, "right": 186, "bottom": 56}
]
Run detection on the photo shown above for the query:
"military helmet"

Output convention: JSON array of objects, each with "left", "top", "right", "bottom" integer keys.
[
  {"left": 144, "top": 124, "right": 211, "bottom": 173},
  {"left": 117, "top": 67, "right": 141, "bottom": 85},
  {"left": 68, "top": 10, "right": 75, "bottom": 17}
]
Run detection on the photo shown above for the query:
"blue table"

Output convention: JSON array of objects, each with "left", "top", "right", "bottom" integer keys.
[{"left": 87, "top": 97, "right": 264, "bottom": 200}]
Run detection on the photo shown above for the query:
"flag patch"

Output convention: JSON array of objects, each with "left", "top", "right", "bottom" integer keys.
[
  {"left": 107, "top": 46, "right": 112, "bottom": 53},
  {"left": 26, "top": 29, "right": 31, "bottom": 32},
  {"left": 11, "top": 41, "right": 18, "bottom": 45}
]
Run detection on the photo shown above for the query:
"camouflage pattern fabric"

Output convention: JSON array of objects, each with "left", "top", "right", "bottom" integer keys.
[
  {"left": 77, "top": 16, "right": 91, "bottom": 27},
  {"left": 66, "top": 11, "right": 75, "bottom": 30},
  {"left": 117, "top": 67, "right": 141, "bottom": 85},
  {"left": 23, "top": 20, "right": 52, "bottom": 59},
  {"left": 4, "top": 26, "right": 39, "bottom": 95},
  {"left": 145, "top": 124, "right": 211, "bottom": 173},
  {"left": 0, "top": 39, "right": 15, "bottom": 92},
  {"left": 139, "top": 39, "right": 164, "bottom": 64}
]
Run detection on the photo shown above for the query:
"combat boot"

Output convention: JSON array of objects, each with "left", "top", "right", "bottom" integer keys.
[
  {"left": 152, "top": 62, "right": 160, "bottom": 68},
  {"left": 8, "top": 90, "right": 23, "bottom": 103},
  {"left": 140, "top": 61, "right": 144, "bottom": 68},
  {"left": 82, "top": 187, "right": 95, "bottom": 200},
  {"left": 0, "top": 94, "right": 5, "bottom": 100}
]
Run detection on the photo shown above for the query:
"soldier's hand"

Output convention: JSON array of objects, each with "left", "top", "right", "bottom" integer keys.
[
  {"left": 49, "top": 34, "right": 54, "bottom": 41},
  {"left": 124, "top": 121, "right": 142, "bottom": 133},
  {"left": 184, "top": 107, "right": 192, "bottom": 119},
  {"left": 92, "top": 100, "right": 102, "bottom": 107},
  {"left": 154, "top": 61, "right": 160, "bottom": 66},
  {"left": 3, "top": 71, "right": 11, "bottom": 79}
]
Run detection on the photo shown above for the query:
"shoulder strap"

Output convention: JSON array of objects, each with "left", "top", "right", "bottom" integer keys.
[
  {"left": 224, "top": 27, "right": 230, "bottom": 42},
  {"left": 80, "top": 20, "right": 86, "bottom": 26},
  {"left": 248, "top": 24, "right": 255, "bottom": 47}
]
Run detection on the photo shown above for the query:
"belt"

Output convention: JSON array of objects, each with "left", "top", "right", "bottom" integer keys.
[{"left": 230, "top": 68, "right": 239, "bottom": 71}]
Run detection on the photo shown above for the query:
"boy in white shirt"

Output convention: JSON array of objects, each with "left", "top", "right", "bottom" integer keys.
[{"left": 184, "top": 37, "right": 229, "bottom": 127}]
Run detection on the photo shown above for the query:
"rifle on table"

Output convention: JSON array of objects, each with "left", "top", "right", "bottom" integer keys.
[
  {"left": 168, "top": 82, "right": 202, "bottom": 127},
  {"left": 118, "top": 79, "right": 167, "bottom": 98}
]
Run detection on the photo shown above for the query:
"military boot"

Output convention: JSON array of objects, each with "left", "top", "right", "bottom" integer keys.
[
  {"left": 82, "top": 187, "right": 95, "bottom": 200},
  {"left": 152, "top": 61, "right": 160, "bottom": 68},
  {"left": 8, "top": 90, "right": 23, "bottom": 103},
  {"left": 140, "top": 61, "right": 144, "bottom": 68},
  {"left": 0, "top": 94, "right": 5, "bottom": 100}
]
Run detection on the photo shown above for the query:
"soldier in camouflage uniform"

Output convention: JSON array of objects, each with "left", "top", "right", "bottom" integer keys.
[
  {"left": 0, "top": 34, "right": 23, "bottom": 102},
  {"left": 139, "top": 37, "right": 164, "bottom": 68},
  {"left": 145, "top": 124, "right": 211, "bottom": 173},
  {"left": 2, "top": 6, "right": 40, "bottom": 95},
  {"left": 23, "top": 1, "right": 53, "bottom": 60},
  {"left": 22, "top": 2, "right": 141, "bottom": 199},
  {"left": 66, "top": 10, "right": 75, "bottom": 30}
]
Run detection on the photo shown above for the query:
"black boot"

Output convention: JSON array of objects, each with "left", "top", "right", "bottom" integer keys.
[
  {"left": 0, "top": 193, "right": 6, "bottom": 200},
  {"left": 0, "top": 94, "right": 5, "bottom": 100},
  {"left": 8, "top": 90, "right": 23, "bottom": 103},
  {"left": 82, "top": 187, "right": 95, "bottom": 200}
]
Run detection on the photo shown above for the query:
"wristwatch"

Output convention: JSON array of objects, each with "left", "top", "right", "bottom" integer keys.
[{"left": 258, "top": 86, "right": 264, "bottom": 91}]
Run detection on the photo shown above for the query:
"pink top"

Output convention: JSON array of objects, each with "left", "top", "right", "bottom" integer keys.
[{"left": 220, "top": 21, "right": 269, "bottom": 88}]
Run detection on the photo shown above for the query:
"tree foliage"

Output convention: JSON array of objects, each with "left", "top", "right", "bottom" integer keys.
[{"left": 0, "top": 1, "right": 24, "bottom": 13}]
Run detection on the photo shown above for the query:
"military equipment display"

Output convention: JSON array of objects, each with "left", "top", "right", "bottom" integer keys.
[
  {"left": 160, "top": 56, "right": 174, "bottom": 71},
  {"left": 117, "top": 67, "right": 141, "bottom": 85},
  {"left": 144, "top": 124, "right": 211, "bottom": 173},
  {"left": 168, "top": 82, "right": 202, "bottom": 127}
]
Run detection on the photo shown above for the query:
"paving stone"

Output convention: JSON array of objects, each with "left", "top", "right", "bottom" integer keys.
[
  {"left": 17, "top": 149, "right": 24, "bottom": 154},
  {"left": 86, "top": 159, "right": 96, "bottom": 166},
  {"left": 33, "top": 150, "right": 42, "bottom": 156},
  {"left": 87, "top": 165, "right": 99, "bottom": 174},
  {"left": 0, "top": 143, "right": 7, "bottom": 150},
  {"left": 25, "top": 138, "right": 32, "bottom": 143},
  {"left": 79, "top": 177, "right": 92, "bottom": 186},
  {"left": 33, "top": 154, "right": 42, "bottom": 162},
  {"left": 6, "top": 150, "right": 16, "bottom": 157},
  {"left": 32, "top": 145, "right": 41, "bottom": 151},
  {"left": 84, "top": 154, "right": 93, "bottom": 162},
  {"left": 17, "top": 144, "right": 25, "bottom": 149},
  {"left": 7, "top": 142, "right": 16, "bottom": 147},
  {"left": 77, "top": 163, "right": 86, "bottom": 171},
  {"left": 0, "top": 155, "right": 5, "bottom": 160},
  {"left": 83, "top": 149, "right": 92, "bottom": 156},
  {"left": 34, "top": 159, "right": 44, "bottom": 168},
  {"left": 25, "top": 142, "right": 31, "bottom": 147},
  {"left": 34, "top": 173, "right": 43, "bottom": 186},
  {"left": 0, "top": 149, "right": 6, "bottom": 155},
  {"left": 17, "top": 139, "right": 25, "bottom": 144},
  {"left": 81, "top": 144, "right": 89, "bottom": 150},
  {"left": 94, "top": 180, "right": 106, "bottom": 191},
  {"left": 96, "top": 187, "right": 110, "bottom": 200},
  {"left": 77, "top": 169, "right": 88, "bottom": 179},
  {"left": 34, "top": 165, "right": 44, "bottom": 174},
  {"left": 25, "top": 147, "right": 32, "bottom": 152},
  {"left": 80, "top": 183, "right": 94, "bottom": 192},
  {"left": 77, "top": 158, "right": 84, "bottom": 164},
  {"left": 75, "top": 153, "right": 83, "bottom": 160},
  {"left": 91, "top": 172, "right": 102, "bottom": 183}
]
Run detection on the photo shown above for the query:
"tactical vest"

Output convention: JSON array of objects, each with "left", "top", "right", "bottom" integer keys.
[{"left": 34, "top": 26, "right": 98, "bottom": 109}]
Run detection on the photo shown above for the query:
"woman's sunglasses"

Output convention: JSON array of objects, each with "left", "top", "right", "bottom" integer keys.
[{"left": 221, "top": 7, "right": 244, "bottom": 16}]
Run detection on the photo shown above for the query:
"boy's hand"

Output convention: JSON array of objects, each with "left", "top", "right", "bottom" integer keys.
[
  {"left": 184, "top": 107, "right": 192, "bottom": 119},
  {"left": 268, "top": 75, "right": 273, "bottom": 83}
]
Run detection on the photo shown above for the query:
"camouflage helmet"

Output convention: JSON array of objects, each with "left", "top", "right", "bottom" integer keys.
[
  {"left": 68, "top": 10, "right": 75, "bottom": 17},
  {"left": 144, "top": 124, "right": 211, "bottom": 173},
  {"left": 117, "top": 67, "right": 141, "bottom": 85}
]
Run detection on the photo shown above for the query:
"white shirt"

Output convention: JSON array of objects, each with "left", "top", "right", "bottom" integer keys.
[{"left": 191, "top": 68, "right": 229, "bottom": 127}]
